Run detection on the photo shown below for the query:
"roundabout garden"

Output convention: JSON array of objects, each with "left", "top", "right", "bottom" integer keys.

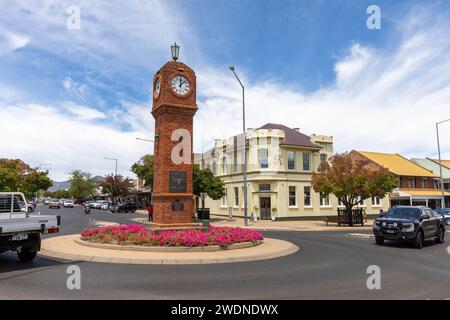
[
  {"left": 40, "top": 224, "right": 298, "bottom": 265},
  {"left": 80, "top": 224, "right": 264, "bottom": 249}
]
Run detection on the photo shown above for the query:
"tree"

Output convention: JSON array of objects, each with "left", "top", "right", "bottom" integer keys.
[
  {"left": 44, "top": 189, "right": 71, "bottom": 199},
  {"left": 131, "top": 155, "right": 154, "bottom": 188},
  {"left": 193, "top": 165, "right": 225, "bottom": 208},
  {"left": 69, "top": 170, "right": 96, "bottom": 200},
  {"left": 311, "top": 153, "right": 398, "bottom": 226},
  {"left": 130, "top": 154, "right": 226, "bottom": 206},
  {"left": 0, "top": 158, "right": 52, "bottom": 198},
  {"left": 99, "top": 174, "right": 134, "bottom": 202}
]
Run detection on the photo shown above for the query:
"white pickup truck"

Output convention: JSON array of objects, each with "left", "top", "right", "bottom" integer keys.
[{"left": 0, "top": 192, "right": 61, "bottom": 261}]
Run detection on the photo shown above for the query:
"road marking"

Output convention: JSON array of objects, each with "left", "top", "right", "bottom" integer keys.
[{"left": 346, "top": 233, "right": 374, "bottom": 239}]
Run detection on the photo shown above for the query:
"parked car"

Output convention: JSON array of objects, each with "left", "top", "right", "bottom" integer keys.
[
  {"left": 434, "top": 208, "right": 450, "bottom": 225},
  {"left": 49, "top": 199, "right": 61, "bottom": 209},
  {"left": 44, "top": 198, "right": 50, "bottom": 205},
  {"left": 110, "top": 202, "right": 137, "bottom": 213},
  {"left": 100, "top": 202, "right": 111, "bottom": 210},
  {"left": 373, "top": 206, "right": 446, "bottom": 249},
  {"left": 0, "top": 192, "right": 60, "bottom": 261},
  {"left": 91, "top": 200, "right": 108, "bottom": 209},
  {"left": 63, "top": 200, "right": 74, "bottom": 208}
]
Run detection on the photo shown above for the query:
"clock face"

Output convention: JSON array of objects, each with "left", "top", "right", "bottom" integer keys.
[
  {"left": 154, "top": 78, "right": 161, "bottom": 97},
  {"left": 171, "top": 75, "right": 191, "bottom": 96}
]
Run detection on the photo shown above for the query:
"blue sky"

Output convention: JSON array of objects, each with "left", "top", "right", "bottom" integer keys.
[{"left": 0, "top": 0, "right": 449, "bottom": 180}]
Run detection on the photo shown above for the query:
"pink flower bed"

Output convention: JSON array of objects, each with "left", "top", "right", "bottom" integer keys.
[{"left": 80, "top": 224, "right": 263, "bottom": 247}]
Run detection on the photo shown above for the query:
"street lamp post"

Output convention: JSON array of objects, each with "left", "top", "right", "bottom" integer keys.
[
  {"left": 104, "top": 157, "right": 118, "bottom": 205},
  {"left": 436, "top": 118, "right": 450, "bottom": 208},
  {"left": 229, "top": 66, "right": 248, "bottom": 227},
  {"left": 136, "top": 137, "right": 155, "bottom": 143}
]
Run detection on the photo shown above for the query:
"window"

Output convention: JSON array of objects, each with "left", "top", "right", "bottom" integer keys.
[
  {"left": 421, "top": 178, "right": 427, "bottom": 188},
  {"left": 259, "top": 148, "right": 269, "bottom": 169},
  {"left": 233, "top": 153, "right": 238, "bottom": 173},
  {"left": 371, "top": 196, "right": 381, "bottom": 206},
  {"left": 212, "top": 161, "right": 217, "bottom": 175},
  {"left": 287, "top": 151, "right": 295, "bottom": 170},
  {"left": 259, "top": 184, "right": 271, "bottom": 191},
  {"left": 356, "top": 196, "right": 365, "bottom": 206},
  {"left": 234, "top": 187, "right": 239, "bottom": 207},
  {"left": 320, "top": 193, "right": 330, "bottom": 207},
  {"left": 303, "top": 152, "right": 310, "bottom": 171},
  {"left": 289, "top": 186, "right": 296, "bottom": 207},
  {"left": 222, "top": 157, "right": 227, "bottom": 174},
  {"left": 407, "top": 177, "right": 415, "bottom": 188},
  {"left": 304, "top": 186, "right": 311, "bottom": 207},
  {"left": 222, "top": 188, "right": 227, "bottom": 206},
  {"left": 320, "top": 153, "right": 327, "bottom": 162}
]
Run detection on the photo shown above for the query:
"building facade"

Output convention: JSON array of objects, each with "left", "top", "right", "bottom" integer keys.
[
  {"left": 411, "top": 158, "right": 450, "bottom": 207},
  {"left": 349, "top": 151, "right": 450, "bottom": 209},
  {"left": 195, "top": 124, "right": 389, "bottom": 220}
]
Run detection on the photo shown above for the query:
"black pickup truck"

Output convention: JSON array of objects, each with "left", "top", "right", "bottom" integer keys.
[{"left": 373, "top": 206, "right": 446, "bottom": 249}]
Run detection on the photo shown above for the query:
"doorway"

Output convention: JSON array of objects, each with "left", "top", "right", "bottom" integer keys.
[{"left": 259, "top": 197, "right": 271, "bottom": 220}]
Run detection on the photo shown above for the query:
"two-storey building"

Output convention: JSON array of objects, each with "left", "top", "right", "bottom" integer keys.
[
  {"left": 195, "top": 124, "right": 389, "bottom": 220},
  {"left": 349, "top": 151, "right": 450, "bottom": 209},
  {"left": 411, "top": 158, "right": 450, "bottom": 207}
]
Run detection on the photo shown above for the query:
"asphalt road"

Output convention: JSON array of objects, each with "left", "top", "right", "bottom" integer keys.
[{"left": 0, "top": 205, "right": 449, "bottom": 299}]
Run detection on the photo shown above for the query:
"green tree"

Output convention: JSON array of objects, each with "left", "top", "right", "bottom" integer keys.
[
  {"left": 0, "top": 166, "right": 21, "bottom": 191},
  {"left": 99, "top": 174, "right": 134, "bottom": 202},
  {"left": 311, "top": 153, "right": 398, "bottom": 226},
  {"left": 131, "top": 155, "right": 154, "bottom": 188},
  {"left": 0, "top": 158, "right": 52, "bottom": 198},
  {"left": 193, "top": 165, "right": 225, "bottom": 208},
  {"left": 69, "top": 170, "right": 96, "bottom": 200},
  {"left": 22, "top": 171, "right": 52, "bottom": 198},
  {"left": 44, "top": 189, "right": 71, "bottom": 199}
]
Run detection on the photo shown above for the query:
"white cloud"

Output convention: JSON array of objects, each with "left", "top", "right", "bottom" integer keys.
[
  {"left": 0, "top": 31, "right": 29, "bottom": 54},
  {"left": 0, "top": 2, "right": 449, "bottom": 182},
  {"left": 0, "top": 103, "right": 149, "bottom": 181},
  {"left": 63, "top": 101, "right": 106, "bottom": 121}
]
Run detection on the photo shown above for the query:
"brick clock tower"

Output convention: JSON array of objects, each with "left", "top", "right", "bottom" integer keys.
[{"left": 151, "top": 43, "right": 197, "bottom": 226}]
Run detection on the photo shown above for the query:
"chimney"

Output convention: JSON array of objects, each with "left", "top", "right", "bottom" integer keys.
[{"left": 293, "top": 128, "right": 300, "bottom": 132}]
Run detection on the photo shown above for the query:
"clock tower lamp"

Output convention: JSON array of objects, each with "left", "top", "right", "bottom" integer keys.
[{"left": 151, "top": 43, "right": 197, "bottom": 226}]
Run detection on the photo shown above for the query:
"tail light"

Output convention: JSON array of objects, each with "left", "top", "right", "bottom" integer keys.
[{"left": 47, "top": 227, "right": 59, "bottom": 234}]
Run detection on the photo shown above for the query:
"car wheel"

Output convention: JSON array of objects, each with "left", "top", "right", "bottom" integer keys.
[
  {"left": 375, "top": 236, "right": 384, "bottom": 245},
  {"left": 17, "top": 248, "right": 37, "bottom": 262},
  {"left": 435, "top": 227, "right": 445, "bottom": 244},
  {"left": 414, "top": 231, "right": 424, "bottom": 249}
]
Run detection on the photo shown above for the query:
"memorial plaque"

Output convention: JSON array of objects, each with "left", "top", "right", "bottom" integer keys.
[
  {"left": 172, "top": 201, "right": 184, "bottom": 211},
  {"left": 169, "top": 171, "right": 187, "bottom": 192}
]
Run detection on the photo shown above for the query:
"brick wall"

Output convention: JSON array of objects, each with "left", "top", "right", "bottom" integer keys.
[{"left": 151, "top": 60, "right": 197, "bottom": 225}]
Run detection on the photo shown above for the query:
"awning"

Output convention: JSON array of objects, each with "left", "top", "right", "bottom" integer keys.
[{"left": 391, "top": 188, "right": 450, "bottom": 199}]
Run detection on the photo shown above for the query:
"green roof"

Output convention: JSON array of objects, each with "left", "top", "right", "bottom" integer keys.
[{"left": 411, "top": 158, "right": 450, "bottom": 179}]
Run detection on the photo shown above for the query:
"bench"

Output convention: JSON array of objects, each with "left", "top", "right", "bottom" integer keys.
[
  {"left": 325, "top": 209, "right": 367, "bottom": 226},
  {"left": 324, "top": 215, "right": 343, "bottom": 226}
]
